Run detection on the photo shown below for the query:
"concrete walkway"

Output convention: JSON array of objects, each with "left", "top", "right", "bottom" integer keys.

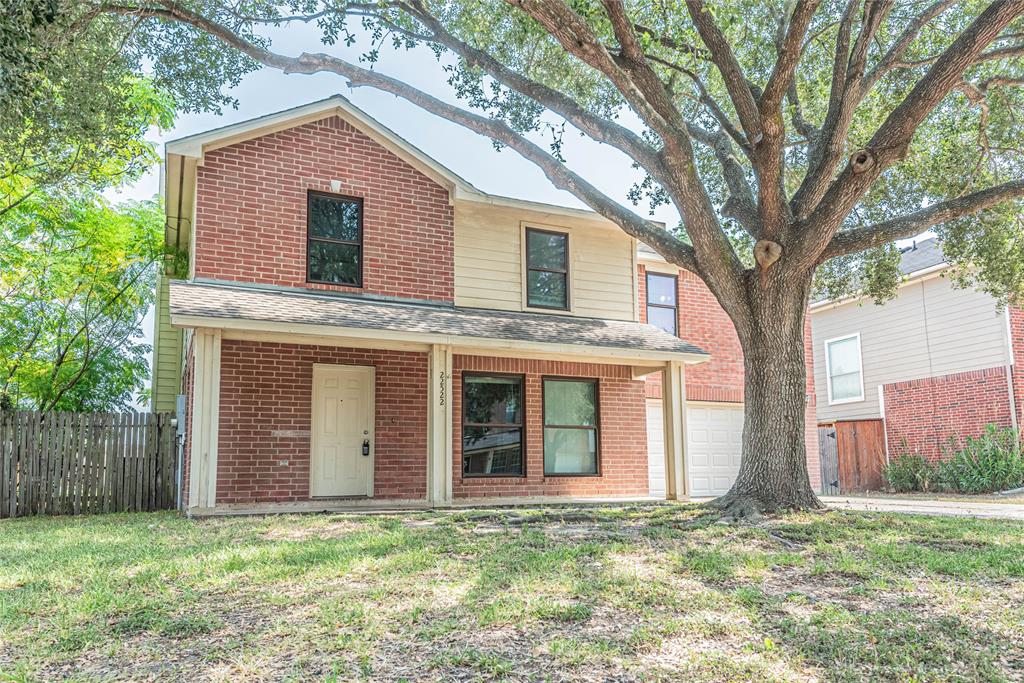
[{"left": 821, "top": 495, "right": 1024, "bottom": 521}]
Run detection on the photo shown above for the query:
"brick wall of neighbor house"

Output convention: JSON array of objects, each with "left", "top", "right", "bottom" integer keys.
[
  {"left": 213, "top": 340, "right": 429, "bottom": 504},
  {"left": 882, "top": 366, "right": 1014, "bottom": 461},
  {"left": 193, "top": 115, "right": 455, "bottom": 302},
  {"left": 452, "top": 355, "right": 649, "bottom": 498}
]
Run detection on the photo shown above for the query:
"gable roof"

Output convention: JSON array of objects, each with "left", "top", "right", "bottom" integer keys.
[
  {"left": 166, "top": 95, "right": 479, "bottom": 198},
  {"left": 169, "top": 280, "right": 710, "bottom": 363},
  {"left": 897, "top": 237, "right": 946, "bottom": 275}
]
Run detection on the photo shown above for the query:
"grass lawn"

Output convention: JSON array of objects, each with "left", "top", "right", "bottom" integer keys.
[{"left": 1, "top": 505, "right": 1023, "bottom": 682}]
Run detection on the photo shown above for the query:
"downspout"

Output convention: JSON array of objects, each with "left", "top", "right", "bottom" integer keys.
[{"left": 1005, "top": 308, "right": 1019, "bottom": 432}]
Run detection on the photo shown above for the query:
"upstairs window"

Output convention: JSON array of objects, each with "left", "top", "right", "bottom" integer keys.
[
  {"left": 462, "top": 374, "right": 525, "bottom": 477},
  {"left": 646, "top": 272, "right": 678, "bottom": 336},
  {"left": 307, "top": 191, "right": 363, "bottom": 286},
  {"left": 825, "top": 333, "right": 864, "bottom": 404},
  {"left": 543, "top": 378, "right": 599, "bottom": 475},
  {"left": 526, "top": 227, "right": 569, "bottom": 310}
]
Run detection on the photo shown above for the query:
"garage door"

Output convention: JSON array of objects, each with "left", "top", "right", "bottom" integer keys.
[
  {"left": 687, "top": 404, "right": 744, "bottom": 497},
  {"left": 645, "top": 400, "right": 744, "bottom": 498}
]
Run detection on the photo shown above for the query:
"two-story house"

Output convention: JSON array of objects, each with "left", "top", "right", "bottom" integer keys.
[
  {"left": 152, "top": 96, "right": 819, "bottom": 516},
  {"left": 811, "top": 238, "right": 1024, "bottom": 463}
]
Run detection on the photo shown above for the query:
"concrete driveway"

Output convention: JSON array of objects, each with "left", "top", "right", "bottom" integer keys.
[{"left": 822, "top": 495, "right": 1024, "bottom": 521}]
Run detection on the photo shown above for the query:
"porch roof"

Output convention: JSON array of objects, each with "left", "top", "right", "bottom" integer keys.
[{"left": 169, "top": 280, "right": 709, "bottom": 362}]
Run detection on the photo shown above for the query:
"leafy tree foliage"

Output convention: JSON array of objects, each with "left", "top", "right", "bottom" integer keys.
[
  {"left": 0, "top": 191, "right": 163, "bottom": 412},
  {"left": 24, "top": 0, "right": 1023, "bottom": 513}
]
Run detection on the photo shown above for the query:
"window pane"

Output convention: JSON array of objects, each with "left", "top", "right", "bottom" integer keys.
[
  {"left": 647, "top": 306, "right": 677, "bottom": 336},
  {"left": 831, "top": 372, "right": 862, "bottom": 400},
  {"left": 463, "top": 427, "right": 523, "bottom": 475},
  {"left": 827, "top": 337, "right": 861, "bottom": 376},
  {"left": 647, "top": 274, "right": 677, "bottom": 305},
  {"left": 527, "top": 270, "right": 567, "bottom": 308},
  {"left": 308, "top": 241, "right": 360, "bottom": 285},
  {"left": 544, "top": 379, "right": 596, "bottom": 426},
  {"left": 544, "top": 428, "right": 597, "bottom": 474},
  {"left": 527, "top": 230, "right": 567, "bottom": 270},
  {"left": 310, "top": 195, "right": 361, "bottom": 241},
  {"left": 464, "top": 376, "right": 522, "bottom": 425}
]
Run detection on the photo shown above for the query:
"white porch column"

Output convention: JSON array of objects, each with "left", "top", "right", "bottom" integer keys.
[
  {"left": 187, "top": 328, "right": 222, "bottom": 513},
  {"left": 662, "top": 361, "right": 687, "bottom": 500},
  {"left": 427, "top": 344, "right": 453, "bottom": 506}
]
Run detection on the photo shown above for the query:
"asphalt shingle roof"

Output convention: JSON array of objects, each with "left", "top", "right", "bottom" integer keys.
[{"left": 169, "top": 280, "right": 708, "bottom": 358}]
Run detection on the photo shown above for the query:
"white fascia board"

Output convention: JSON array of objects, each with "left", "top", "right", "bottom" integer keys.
[
  {"left": 170, "top": 313, "right": 710, "bottom": 365},
  {"left": 810, "top": 262, "right": 951, "bottom": 312},
  {"left": 455, "top": 191, "right": 668, "bottom": 230}
]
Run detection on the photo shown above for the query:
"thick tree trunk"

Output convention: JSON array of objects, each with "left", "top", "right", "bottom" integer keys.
[{"left": 710, "top": 275, "right": 824, "bottom": 519}]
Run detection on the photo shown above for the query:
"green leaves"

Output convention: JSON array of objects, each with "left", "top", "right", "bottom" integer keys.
[{"left": 0, "top": 190, "right": 164, "bottom": 411}]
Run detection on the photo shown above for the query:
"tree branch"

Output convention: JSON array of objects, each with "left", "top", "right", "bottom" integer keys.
[
  {"left": 794, "top": 0, "right": 1024, "bottom": 269},
  {"left": 820, "top": 180, "right": 1024, "bottom": 259},
  {"left": 761, "top": 0, "right": 821, "bottom": 115},
  {"left": 101, "top": 1, "right": 702, "bottom": 273},
  {"left": 685, "top": 0, "right": 764, "bottom": 145}
]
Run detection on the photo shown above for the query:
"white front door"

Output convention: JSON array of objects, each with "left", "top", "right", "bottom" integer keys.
[{"left": 311, "top": 365, "right": 374, "bottom": 498}]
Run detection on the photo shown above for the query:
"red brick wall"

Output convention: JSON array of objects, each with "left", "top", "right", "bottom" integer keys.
[
  {"left": 193, "top": 115, "right": 454, "bottom": 302},
  {"left": 882, "top": 366, "right": 1014, "bottom": 461},
  {"left": 639, "top": 266, "right": 744, "bottom": 403},
  {"left": 1011, "top": 306, "right": 1024, "bottom": 429},
  {"left": 214, "top": 340, "right": 428, "bottom": 503},
  {"left": 452, "top": 356, "right": 648, "bottom": 498}
]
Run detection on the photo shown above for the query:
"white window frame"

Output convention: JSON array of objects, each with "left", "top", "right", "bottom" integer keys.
[{"left": 824, "top": 332, "right": 865, "bottom": 405}]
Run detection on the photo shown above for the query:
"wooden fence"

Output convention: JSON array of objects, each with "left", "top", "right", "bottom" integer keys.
[{"left": 0, "top": 411, "right": 179, "bottom": 518}]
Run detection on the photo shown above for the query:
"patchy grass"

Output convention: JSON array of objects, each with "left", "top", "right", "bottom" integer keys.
[{"left": 1, "top": 505, "right": 1022, "bottom": 681}]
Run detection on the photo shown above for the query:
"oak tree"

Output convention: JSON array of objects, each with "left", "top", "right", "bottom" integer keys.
[{"left": 52, "top": 0, "right": 1024, "bottom": 515}]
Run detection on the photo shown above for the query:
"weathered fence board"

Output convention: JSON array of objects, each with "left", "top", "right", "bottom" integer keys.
[{"left": 0, "top": 411, "right": 178, "bottom": 518}]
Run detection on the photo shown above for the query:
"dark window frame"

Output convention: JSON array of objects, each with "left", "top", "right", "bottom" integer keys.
[
  {"left": 525, "top": 227, "right": 570, "bottom": 311},
  {"left": 541, "top": 376, "right": 601, "bottom": 477},
  {"left": 461, "top": 371, "right": 527, "bottom": 478},
  {"left": 306, "top": 190, "right": 364, "bottom": 288},
  {"left": 645, "top": 272, "right": 679, "bottom": 336}
]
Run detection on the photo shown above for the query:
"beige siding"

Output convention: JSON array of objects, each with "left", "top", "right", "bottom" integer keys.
[
  {"left": 151, "top": 274, "right": 184, "bottom": 412},
  {"left": 811, "top": 273, "right": 1011, "bottom": 423},
  {"left": 454, "top": 201, "right": 637, "bottom": 321}
]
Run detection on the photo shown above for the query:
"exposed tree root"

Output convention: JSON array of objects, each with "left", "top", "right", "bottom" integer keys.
[{"left": 705, "top": 489, "right": 826, "bottom": 523}]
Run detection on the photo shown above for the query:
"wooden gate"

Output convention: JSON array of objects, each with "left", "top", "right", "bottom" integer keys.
[
  {"left": 817, "top": 419, "right": 886, "bottom": 493},
  {"left": 818, "top": 426, "right": 840, "bottom": 495},
  {"left": 0, "top": 411, "right": 179, "bottom": 518}
]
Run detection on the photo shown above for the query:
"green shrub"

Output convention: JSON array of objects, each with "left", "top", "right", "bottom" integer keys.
[
  {"left": 937, "top": 425, "right": 1024, "bottom": 494},
  {"left": 882, "top": 454, "right": 936, "bottom": 493}
]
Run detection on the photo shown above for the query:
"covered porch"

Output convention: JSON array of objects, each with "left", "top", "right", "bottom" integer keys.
[{"left": 171, "top": 280, "right": 707, "bottom": 516}]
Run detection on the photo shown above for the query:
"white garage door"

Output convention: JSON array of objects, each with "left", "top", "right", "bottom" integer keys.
[
  {"left": 645, "top": 400, "right": 744, "bottom": 498},
  {"left": 687, "top": 403, "right": 744, "bottom": 497}
]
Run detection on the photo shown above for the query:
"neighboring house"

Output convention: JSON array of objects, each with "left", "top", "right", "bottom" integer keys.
[
  {"left": 151, "top": 95, "right": 820, "bottom": 516},
  {"left": 811, "top": 238, "right": 1024, "bottom": 463},
  {"left": 636, "top": 245, "right": 821, "bottom": 497}
]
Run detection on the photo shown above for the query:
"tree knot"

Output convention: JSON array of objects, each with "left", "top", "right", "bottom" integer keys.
[
  {"left": 754, "top": 239, "right": 783, "bottom": 270},
  {"left": 850, "top": 149, "right": 875, "bottom": 174}
]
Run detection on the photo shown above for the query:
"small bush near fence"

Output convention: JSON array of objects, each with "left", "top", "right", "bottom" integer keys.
[
  {"left": 883, "top": 425, "right": 1024, "bottom": 494},
  {"left": 881, "top": 454, "right": 935, "bottom": 493}
]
